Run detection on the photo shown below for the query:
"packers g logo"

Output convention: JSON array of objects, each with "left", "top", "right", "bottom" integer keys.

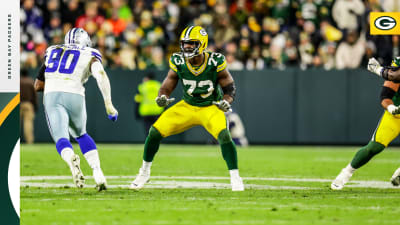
[
  {"left": 370, "top": 12, "right": 400, "bottom": 35},
  {"left": 374, "top": 16, "right": 396, "bottom": 30},
  {"left": 199, "top": 29, "right": 207, "bottom": 36}
]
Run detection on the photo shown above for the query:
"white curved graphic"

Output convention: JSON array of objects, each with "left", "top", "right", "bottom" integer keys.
[{"left": 8, "top": 139, "right": 19, "bottom": 217}]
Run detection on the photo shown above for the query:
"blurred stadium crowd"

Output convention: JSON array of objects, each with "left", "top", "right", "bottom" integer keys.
[{"left": 21, "top": 0, "right": 399, "bottom": 71}]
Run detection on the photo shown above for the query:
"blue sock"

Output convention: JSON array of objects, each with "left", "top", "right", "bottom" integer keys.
[
  {"left": 75, "top": 133, "right": 97, "bottom": 155},
  {"left": 56, "top": 138, "right": 73, "bottom": 155}
]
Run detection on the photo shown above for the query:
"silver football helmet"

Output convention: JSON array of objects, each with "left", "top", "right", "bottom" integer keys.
[{"left": 64, "top": 28, "right": 92, "bottom": 47}]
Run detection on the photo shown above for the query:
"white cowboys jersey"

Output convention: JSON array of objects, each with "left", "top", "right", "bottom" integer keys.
[{"left": 43, "top": 44, "right": 102, "bottom": 96}]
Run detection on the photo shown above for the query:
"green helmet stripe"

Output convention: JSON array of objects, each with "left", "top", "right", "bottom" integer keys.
[{"left": 185, "top": 26, "right": 194, "bottom": 40}]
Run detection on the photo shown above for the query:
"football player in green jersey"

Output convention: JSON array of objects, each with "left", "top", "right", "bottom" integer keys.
[
  {"left": 129, "top": 26, "right": 244, "bottom": 191},
  {"left": 331, "top": 57, "right": 400, "bottom": 190}
]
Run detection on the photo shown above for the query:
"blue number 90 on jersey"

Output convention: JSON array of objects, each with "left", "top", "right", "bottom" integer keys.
[
  {"left": 43, "top": 44, "right": 103, "bottom": 95},
  {"left": 45, "top": 48, "right": 80, "bottom": 74}
]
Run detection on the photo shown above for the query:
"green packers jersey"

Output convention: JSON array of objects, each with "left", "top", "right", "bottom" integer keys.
[
  {"left": 169, "top": 51, "right": 227, "bottom": 106},
  {"left": 389, "top": 57, "right": 400, "bottom": 105}
]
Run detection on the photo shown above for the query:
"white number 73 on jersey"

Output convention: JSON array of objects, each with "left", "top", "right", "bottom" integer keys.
[{"left": 182, "top": 79, "right": 214, "bottom": 98}]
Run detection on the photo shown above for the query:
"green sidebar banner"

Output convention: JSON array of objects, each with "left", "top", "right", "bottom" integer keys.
[
  {"left": 0, "top": 93, "right": 19, "bottom": 224},
  {"left": 1, "top": 1, "right": 20, "bottom": 224}
]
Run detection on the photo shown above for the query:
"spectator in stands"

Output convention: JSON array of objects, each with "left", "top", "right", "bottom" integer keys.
[
  {"left": 332, "top": 0, "right": 365, "bottom": 32},
  {"left": 149, "top": 47, "right": 167, "bottom": 70},
  {"left": 361, "top": 41, "right": 377, "bottom": 67},
  {"left": 20, "top": 69, "right": 37, "bottom": 144},
  {"left": 43, "top": 0, "right": 60, "bottom": 28},
  {"left": 213, "top": 14, "right": 238, "bottom": 50},
  {"left": 230, "top": 0, "right": 250, "bottom": 29},
  {"left": 109, "top": 0, "right": 133, "bottom": 23},
  {"left": 246, "top": 45, "right": 264, "bottom": 70},
  {"left": 282, "top": 38, "right": 299, "bottom": 67},
  {"left": 75, "top": 1, "right": 105, "bottom": 30},
  {"left": 61, "top": 0, "right": 83, "bottom": 26},
  {"left": 119, "top": 43, "right": 138, "bottom": 70},
  {"left": 298, "top": 32, "right": 315, "bottom": 70},
  {"left": 106, "top": 8, "right": 127, "bottom": 37},
  {"left": 298, "top": 0, "right": 319, "bottom": 26},
  {"left": 318, "top": 41, "right": 337, "bottom": 70},
  {"left": 335, "top": 30, "right": 366, "bottom": 69},
  {"left": 382, "top": 0, "right": 400, "bottom": 12},
  {"left": 270, "top": 0, "right": 291, "bottom": 26},
  {"left": 21, "top": 0, "right": 46, "bottom": 61},
  {"left": 226, "top": 53, "right": 244, "bottom": 71},
  {"left": 19, "top": 0, "right": 391, "bottom": 71},
  {"left": 44, "top": 13, "right": 62, "bottom": 44},
  {"left": 366, "top": 33, "right": 393, "bottom": 66}
]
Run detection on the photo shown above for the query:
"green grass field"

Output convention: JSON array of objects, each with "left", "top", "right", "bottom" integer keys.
[{"left": 21, "top": 144, "right": 400, "bottom": 225}]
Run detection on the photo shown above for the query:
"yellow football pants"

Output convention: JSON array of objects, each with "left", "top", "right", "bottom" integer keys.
[
  {"left": 372, "top": 110, "right": 400, "bottom": 147},
  {"left": 153, "top": 100, "right": 227, "bottom": 139}
]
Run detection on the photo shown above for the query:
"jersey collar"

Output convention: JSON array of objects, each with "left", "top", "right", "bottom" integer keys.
[{"left": 186, "top": 52, "right": 209, "bottom": 76}]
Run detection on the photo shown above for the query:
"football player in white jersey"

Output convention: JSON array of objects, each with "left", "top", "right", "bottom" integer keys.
[{"left": 34, "top": 28, "right": 118, "bottom": 191}]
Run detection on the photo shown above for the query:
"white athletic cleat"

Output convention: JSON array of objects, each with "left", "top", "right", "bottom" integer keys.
[
  {"left": 129, "top": 168, "right": 150, "bottom": 190},
  {"left": 331, "top": 168, "right": 353, "bottom": 190},
  {"left": 390, "top": 168, "right": 400, "bottom": 186},
  {"left": 70, "top": 154, "right": 85, "bottom": 188},
  {"left": 231, "top": 176, "right": 244, "bottom": 191},
  {"left": 93, "top": 169, "right": 107, "bottom": 191}
]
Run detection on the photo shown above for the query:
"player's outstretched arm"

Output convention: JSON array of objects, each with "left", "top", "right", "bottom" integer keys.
[
  {"left": 90, "top": 59, "right": 118, "bottom": 121},
  {"left": 213, "top": 68, "right": 236, "bottom": 112},
  {"left": 156, "top": 69, "right": 178, "bottom": 107},
  {"left": 381, "top": 81, "right": 400, "bottom": 115},
  {"left": 368, "top": 58, "right": 400, "bottom": 82}
]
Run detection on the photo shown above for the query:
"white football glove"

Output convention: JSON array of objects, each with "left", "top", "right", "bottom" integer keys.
[
  {"left": 367, "top": 57, "right": 383, "bottom": 76},
  {"left": 156, "top": 95, "right": 175, "bottom": 107},
  {"left": 105, "top": 100, "right": 118, "bottom": 121},
  {"left": 387, "top": 104, "right": 400, "bottom": 115},
  {"left": 212, "top": 100, "right": 232, "bottom": 112}
]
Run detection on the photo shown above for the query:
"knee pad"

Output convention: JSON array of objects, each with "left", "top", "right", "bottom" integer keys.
[
  {"left": 148, "top": 126, "right": 163, "bottom": 141},
  {"left": 76, "top": 133, "right": 97, "bottom": 154},
  {"left": 56, "top": 138, "right": 73, "bottom": 155},
  {"left": 366, "top": 141, "right": 385, "bottom": 155},
  {"left": 218, "top": 129, "right": 232, "bottom": 144}
]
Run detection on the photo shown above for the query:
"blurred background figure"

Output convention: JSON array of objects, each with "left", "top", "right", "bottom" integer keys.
[
  {"left": 332, "top": 0, "right": 365, "bottom": 34},
  {"left": 335, "top": 30, "right": 366, "bottom": 69},
  {"left": 226, "top": 111, "right": 248, "bottom": 147},
  {"left": 20, "top": 69, "right": 37, "bottom": 144},
  {"left": 134, "top": 73, "right": 164, "bottom": 136}
]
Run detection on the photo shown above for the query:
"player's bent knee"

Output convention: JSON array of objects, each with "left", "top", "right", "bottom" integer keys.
[
  {"left": 218, "top": 129, "right": 232, "bottom": 144},
  {"left": 366, "top": 141, "right": 385, "bottom": 155},
  {"left": 76, "top": 133, "right": 97, "bottom": 154},
  {"left": 55, "top": 138, "right": 73, "bottom": 155},
  {"left": 148, "top": 126, "right": 163, "bottom": 141}
]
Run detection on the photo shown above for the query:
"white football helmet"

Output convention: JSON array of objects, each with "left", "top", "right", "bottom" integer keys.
[{"left": 64, "top": 28, "right": 92, "bottom": 47}]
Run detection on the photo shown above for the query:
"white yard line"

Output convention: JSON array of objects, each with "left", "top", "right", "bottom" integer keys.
[
  {"left": 21, "top": 181, "right": 316, "bottom": 190},
  {"left": 20, "top": 175, "right": 400, "bottom": 189}
]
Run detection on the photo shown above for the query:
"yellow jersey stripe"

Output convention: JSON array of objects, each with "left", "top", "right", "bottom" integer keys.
[
  {"left": 216, "top": 61, "right": 227, "bottom": 72},
  {"left": 169, "top": 60, "right": 178, "bottom": 72},
  {"left": 0, "top": 93, "right": 20, "bottom": 127}
]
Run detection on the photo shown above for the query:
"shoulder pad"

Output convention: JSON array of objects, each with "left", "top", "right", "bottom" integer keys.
[
  {"left": 392, "top": 57, "right": 400, "bottom": 67},
  {"left": 207, "top": 52, "right": 227, "bottom": 72},
  {"left": 89, "top": 48, "right": 102, "bottom": 63},
  {"left": 169, "top": 53, "right": 185, "bottom": 72}
]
